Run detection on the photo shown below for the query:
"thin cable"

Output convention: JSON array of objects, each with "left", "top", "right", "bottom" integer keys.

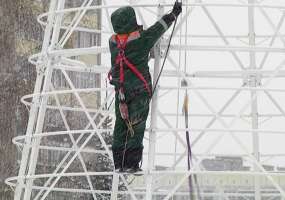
[
  {"left": 151, "top": 5, "right": 179, "bottom": 98},
  {"left": 182, "top": 0, "right": 195, "bottom": 198},
  {"left": 174, "top": 1, "right": 184, "bottom": 169},
  {"left": 121, "top": 131, "right": 129, "bottom": 170}
]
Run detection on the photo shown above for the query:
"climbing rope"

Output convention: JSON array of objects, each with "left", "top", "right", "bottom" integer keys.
[
  {"left": 181, "top": 1, "right": 201, "bottom": 198},
  {"left": 182, "top": 79, "right": 201, "bottom": 200}
]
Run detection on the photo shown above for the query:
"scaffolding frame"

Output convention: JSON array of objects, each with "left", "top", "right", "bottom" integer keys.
[{"left": 6, "top": 0, "right": 285, "bottom": 199}]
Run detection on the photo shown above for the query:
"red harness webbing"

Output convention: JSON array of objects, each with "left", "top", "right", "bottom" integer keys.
[{"left": 109, "top": 34, "right": 151, "bottom": 96}]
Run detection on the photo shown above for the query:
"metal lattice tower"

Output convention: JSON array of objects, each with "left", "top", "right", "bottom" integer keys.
[{"left": 6, "top": 0, "right": 285, "bottom": 199}]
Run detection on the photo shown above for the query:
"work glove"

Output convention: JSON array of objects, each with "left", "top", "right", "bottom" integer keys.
[
  {"left": 162, "top": 2, "right": 182, "bottom": 26},
  {"left": 172, "top": 2, "right": 182, "bottom": 18}
]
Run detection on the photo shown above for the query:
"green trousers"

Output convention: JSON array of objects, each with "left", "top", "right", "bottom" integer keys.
[{"left": 112, "top": 91, "right": 150, "bottom": 169}]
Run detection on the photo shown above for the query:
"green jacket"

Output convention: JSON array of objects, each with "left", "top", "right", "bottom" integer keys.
[{"left": 109, "top": 6, "right": 173, "bottom": 97}]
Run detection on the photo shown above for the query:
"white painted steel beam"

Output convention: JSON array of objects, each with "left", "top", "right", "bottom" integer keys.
[
  {"left": 13, "top": 0, "right": 59, "bottom": 199},
  {"left": 248, "top": 1, "right": 261, "bottom": 199},
  {"left": 146, "top": 3, "right": 164, "bottom": 200}
]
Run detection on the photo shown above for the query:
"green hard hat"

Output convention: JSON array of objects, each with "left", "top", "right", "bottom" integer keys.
[{"left": 111, "top": 6, "right": 139, "bottom": 34}]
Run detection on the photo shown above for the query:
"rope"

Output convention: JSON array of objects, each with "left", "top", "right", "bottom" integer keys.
[
  {"left": 121, "top": 129, "right": 129, "bottom": 170},
  {"left": 181, "top": 0, "right": 196, "bottom": 198},
  {"left": 183, "top": 89, "right": 202, "bottom": 200},
  {"left": 180, "top": 0, "right": 201, "bottom": 195}
]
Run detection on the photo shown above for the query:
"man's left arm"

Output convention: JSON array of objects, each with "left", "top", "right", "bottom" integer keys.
[{"left": 141, "top": 2, "right": 182, "bottom": 50}]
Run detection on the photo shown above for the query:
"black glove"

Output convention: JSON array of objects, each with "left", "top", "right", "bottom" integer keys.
[
  {"left": 172, "top": 2, "right": 182, "bottom": 17},
  {"left": 162, "top": 2, "right": 182, "bottom": 26}
]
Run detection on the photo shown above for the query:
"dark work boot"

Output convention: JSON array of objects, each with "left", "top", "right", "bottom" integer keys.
[
  {"left": 112, "top": 149, "right": 124, "bottom": 172},
  {"left": 124, "top": 147, "right": 143, "bottom": 174},
  {"left": 125, "top": 166, "right": 143, "bottom": 175}
]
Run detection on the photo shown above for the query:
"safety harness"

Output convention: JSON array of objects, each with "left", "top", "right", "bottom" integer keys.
[{"left": 109, "top": 32, "right": 152, "bottom": 136}]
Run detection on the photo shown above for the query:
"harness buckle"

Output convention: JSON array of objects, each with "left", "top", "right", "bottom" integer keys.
[
  {"left": 119, "top": 49, "right": 125, "bottom": 55},
  {"left": 118, "top": 88, "right": 126, "bottom": 102}
]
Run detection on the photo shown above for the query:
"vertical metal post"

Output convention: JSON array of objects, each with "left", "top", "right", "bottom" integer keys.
[
  {"left": 21, "top": 0, "right": 65, "bottom": 199},
  {"left": 111, "top": 173, "right": 119, "bottom": 200},
  {"left": 13, "top": 0, "right": 59, "bottom": 199},
  {"left": 146, "top": 2, "right": 164, "bottom": 200},
  {"left": 248, "top": 1, "right": 261, "bottom": 199}
]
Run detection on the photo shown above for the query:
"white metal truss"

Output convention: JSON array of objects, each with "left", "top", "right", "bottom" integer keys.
[{"left": 6, "top": 0, "right": 285, "bottom": 199}]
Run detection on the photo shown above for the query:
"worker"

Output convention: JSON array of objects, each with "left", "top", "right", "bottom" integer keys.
[{"left": 109, "top": 2, "right": 182, "bottom": 173}]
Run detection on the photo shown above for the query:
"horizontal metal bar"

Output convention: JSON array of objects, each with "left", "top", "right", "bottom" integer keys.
[
  {"left": 37, "top": 45, "right": 285, "bottom": 59},
  {"left": 37, "top": 3, "right": 285, "bottom": 21},
  {"left": 161, "top": 113, "right": 285, "bottom": 118},
  {"left": 15, "top": 97, "right": 285, "bottom": 119},
  {"left": 5, "top": 180, "right": 285, "bottom": 197},
  {"left": 28, "top": 61, "right": 285, "bottom": 79},
  {"left": 13, "top": 138, "right": 285, "bottom": 158},
  {"left": 168, "top": 44, "right": 285, "bottom": 52},
  {"left": 7, "top": 170, "right": 285, "bottom": 182},
  {"left": 152, "top": 128, "right": 285, "bottom": 135},
  {"left": 52, "top": 64, "right": 285, "bottom": 78},
  {"left": 193, "top": 70, "right": 285, "bottom": 78},
  {"left": 12, "top": 127, "right": 285, "bottom": 147},
  {"left": 13, "top": 142, "right": 109, "bottom": 155},
  {"left": 20, "top": 86, "right": 285, "bottom": 107},
  {"left": 48, "top": 46, "right": 109, "bottom": 57}
]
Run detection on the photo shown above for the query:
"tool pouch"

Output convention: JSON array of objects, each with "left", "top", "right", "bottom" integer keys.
[
  {"left": 119, "top": 102, "right": 129, "bottom": 120},
  {"left": 118, "top": 88, "right": 129, "bottom": 120},
  {"left": 118, "top": 87, "right": 135, "bottom": 136}
]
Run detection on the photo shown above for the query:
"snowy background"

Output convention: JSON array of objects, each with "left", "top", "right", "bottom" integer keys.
[{"left": 2, "top": 0, "right": 285, "bottom": 199}]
